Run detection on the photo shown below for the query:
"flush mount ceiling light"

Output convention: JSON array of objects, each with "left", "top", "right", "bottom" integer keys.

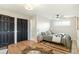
[{"left": 25, "top": 4, "right": 39, "bottom": 10}]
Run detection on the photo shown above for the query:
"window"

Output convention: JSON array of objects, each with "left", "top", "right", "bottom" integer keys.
[{"left": 54, "top": 21, "right": 71, "bottom": 26}]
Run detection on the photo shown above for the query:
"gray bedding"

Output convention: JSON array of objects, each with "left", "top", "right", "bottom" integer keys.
[
  {"left": 61, "top": 34, "right": 72, "bottom": 49},
  {"left": 40, "top": 33, "right": 72, "bottom": 50}
]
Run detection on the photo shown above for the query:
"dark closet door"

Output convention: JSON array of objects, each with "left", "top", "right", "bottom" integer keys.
[
  {"left": 17, "top": 18, "right": 28, "bottom": 42},
  {"left": 17, "top": 19, "right": 22, "bottom": 42},
  {"left": 0, "top": 14, "right": 14, "bottom": 47},
  {"left": 8, "top": 17, "right": 14, "bottom": 44},
  {"left": 23, "top": 20, "right": 28, "bottom": 40},
  {"left": 1, "top": 32, "right": 9, "bottom": 46},
  {"left": 0, "top": 33, "right": 2, "bottom": 46},
  {"left": 0, "top": 15, "right": 3, "bottom": 46},
  {"left": 0, "top": 32, "right": 3, "bottom": 47},
  {"left": 1, "top": 16, "right": 9, "bottom": 46}
]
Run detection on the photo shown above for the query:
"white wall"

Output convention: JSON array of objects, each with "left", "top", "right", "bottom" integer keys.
[
  {"left": 0, "top": 8, "right": 29, "bottom": 44},
  {"left": 29, "top": 15, "right": 37, "bottom": 42},
  {"left": 37, "top": 16, "right": 50, "bottom": 34},
  {"left": 0, "top": 9, "right": 29, "bottom": 19},
  {"left": 29, "top": 15, "right": 50, "bottom": 42},
  {"left": 37, "top": 16, "right": 77, "bottom": 41},
  {"left": 77, "top": 30, "right": 79, "bottom": 48},
  {"left": 51, "top": 17, "right": 77, "bottom": 40},
  {"left": 77, "top": 17, "right": 79, "bottom": 48}
]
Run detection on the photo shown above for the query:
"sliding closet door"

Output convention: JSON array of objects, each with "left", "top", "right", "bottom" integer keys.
[
  {"left": 17, "top": 18, "right": 28, "bottom": 42},
  {"left": 0, "top": 14, "right": 14, "bottom": 47}
]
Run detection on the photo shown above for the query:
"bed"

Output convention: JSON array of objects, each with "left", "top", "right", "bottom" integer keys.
[{"left": 37, "top": 32, "right": 72, "bottom": 52}]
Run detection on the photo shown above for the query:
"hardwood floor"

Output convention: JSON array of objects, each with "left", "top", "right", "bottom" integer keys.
[
  {"left": 8, "top": 40, "right": 72, "bottom": 54},
  {"left": 34, "top": 41, "right": 70, "bottom": 54},
  {"left": 8, "top": 40, "right": 34, "bottom": 54}
]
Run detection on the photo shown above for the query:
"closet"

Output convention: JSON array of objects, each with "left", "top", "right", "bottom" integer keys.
[
  {"left": 17, "top": 18, "right": 28, "bottom": 42},
  {"left": 0, "top": 14, "right": 14, "bottom": 47},
  {"left": 0, "top": 14, "right": 28, "bottom": 47}
]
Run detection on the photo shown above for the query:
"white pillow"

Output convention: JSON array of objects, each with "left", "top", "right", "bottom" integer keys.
[{"left": 52, "top": 34, "right": 61, "bottom": 43}]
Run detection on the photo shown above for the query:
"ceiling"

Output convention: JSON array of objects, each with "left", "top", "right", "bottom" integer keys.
[{"left": 0, "top": 4, "right": 79, "bottom": 19}]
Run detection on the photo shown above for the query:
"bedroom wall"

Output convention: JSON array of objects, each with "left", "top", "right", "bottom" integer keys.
[
  {"left": 29, "top": 15, "right": 37, "bottom": 42},
  {"left": 37, "top": 16, "right": 77, "bottom": 41},
  {"left": 77, "top": 17, "right": 79, "bottom": 48},
  {"left": 50, "top": 17, "right": 77, "bottom": 41},
  {"left": 37, "top": 16, "right": 50, "bottom": 34}
]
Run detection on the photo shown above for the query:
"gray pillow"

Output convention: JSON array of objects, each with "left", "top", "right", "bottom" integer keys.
[{"left": 41, "top": 32, "right": 46, "bottom": 36}]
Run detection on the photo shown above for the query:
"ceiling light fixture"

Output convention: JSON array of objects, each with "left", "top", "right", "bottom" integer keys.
[
  {"left": 25, "top": 4, "right": 39, "bottom": 10},
  {"left": 56, "top": 14, "right": 60, "bottom": 20},
  {"left": 56, "top": 14, "right": 63, "bottom": 20},
  {"left": 25, "top": 4, "right": 33, "bottom": 10}
]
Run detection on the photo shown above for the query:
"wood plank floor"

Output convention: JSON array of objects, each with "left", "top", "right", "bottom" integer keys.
[
  {"left": 7, "top": 40, "right": 73, "bottom": 54},
  {"left": 8, "top": 40, "right": 34, "bottom": 54}
]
